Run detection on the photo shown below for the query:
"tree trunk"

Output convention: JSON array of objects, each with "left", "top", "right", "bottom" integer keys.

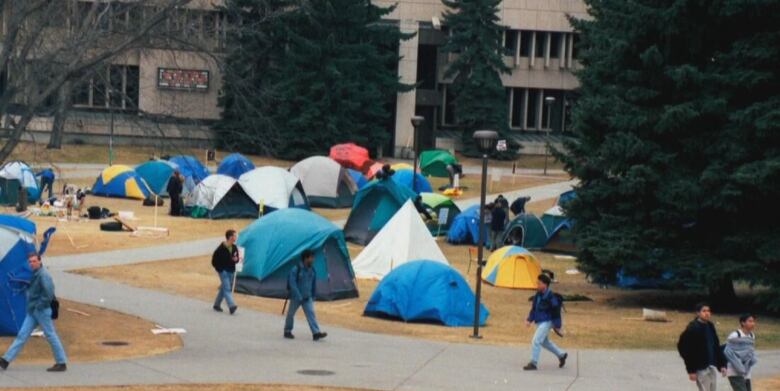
[
  {"left": 47, "top": 82, "right": 71, "bottom": 149},
  {"left": 709, "top": 274, "right": 738, "bottom": 308}
]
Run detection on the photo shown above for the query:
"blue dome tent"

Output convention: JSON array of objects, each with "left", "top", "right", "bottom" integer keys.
[
  {"left": 343, "top": 176, "right": 416, "bottom": 245},
  {"left": 390, "top": 169, "right": 432, "bottom": 194},
  {"left": 0, "top": 215, "right": 36, "bottom": 335},
  {"left": 168, "top": 155, "right": 209, "bottom": 183},
  {"left": 446, "top": 204, "right": 485, "bottom": 245},
  {"left": 217, "top": 153, "right": 255, "bottom": 179}
]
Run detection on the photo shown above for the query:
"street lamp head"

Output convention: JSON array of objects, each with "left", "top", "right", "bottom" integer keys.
[
  {"left": 544, "top": 96, "right": 556, "bottom": 105},
  {"left": 473, "top": 130, "right": 498, "bottom": 154},
  {"left": 411, "top": 115, "right": 425, "bottom": 128}
]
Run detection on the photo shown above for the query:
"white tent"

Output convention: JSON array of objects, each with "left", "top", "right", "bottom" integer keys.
[
  {"left": 352, "top": 200, "right": 449, "bottom": 280},
  {"left": 290, "top": 156, "right": 357, "bottom": 208},
  {"left": 0, "top": 161, "right": 39, "bottom": 191},
  {"left": 238, "top": 166, "right": 309, "bottom": 210},
  {"left": 185, "top": 174, "right": 237, "bottom": 210}
]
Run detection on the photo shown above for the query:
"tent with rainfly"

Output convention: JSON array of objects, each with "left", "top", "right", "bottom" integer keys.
[
  {"left": 185, "top": 174, "right": 258, "bottom": 219},
  {"left": 446, "top": 204, "right": 484, "bottom": 245},
  {"left": 343, "top": 176, "right": 416, "bottom": 245},
  {"left": 168, "top": 155, "right": 210, "bottom": 183},
  {"left": 235, "top": 208, "right": 358, "bottom": 300},
  {"left": 420, "top": 192, "right": 461, "bottom": 235},
  {"left": 135, "top": 159, "right": 196, "bottom": 196},
  {"left": 92, "top": 165, "right": 153, "bottom": 200},
  {"left": 329, "top": 143, "right": 370, "bottom": 171},
  {"left": 217, "top": 153, "right": 255, "bottom": 179},
  {"left": 0, "top": 161, "right": 40, "bottom": 204},
  {"left": 0, "top": 215, "right": 36, "bottom": 335},
  {"left": 482, "top": 246, "right": 541, "bottom": 289},
  {"left": 238, "top": 167, "right": 309, "bottom": 213},
  {"left": 500, "top": 213, "right": 549, "bottom": 249},
  {"left": 364, "top": 260, "right": 488, "bottom": 327},
  {"left": 390, "top": 168, "right": 432, "bottom": 194},
  {"left": 290, "top": 156, "right": 357, "bottom": 208},
  {"left": 419, "top": 149, "right": 458, "bottom": 178},
  {"left": 352, "top": 200, "right": 448, "bottom": 280}
]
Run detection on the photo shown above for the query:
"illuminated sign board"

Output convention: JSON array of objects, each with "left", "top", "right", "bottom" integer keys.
[{"left": 157, "top": 68, "right": 209, "bottom": 91}]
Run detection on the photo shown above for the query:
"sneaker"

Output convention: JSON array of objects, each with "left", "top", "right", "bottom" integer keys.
[
  {"left": 46, "top": 363, "right": 67, "bottom": 372},
  {"left": 229, "top": 305, "right": 238, "bottom": 315},
  {"left": 523, "top": 362, "right": 537, "bottom": 371},
  {"left": 284, "top": 332, "right": 295, "bottom": 339},
  {"left": 213, "top": 305, "right": 223, "bottom": 312},
  {"left": 558, "top": 353, "right": 568, "bottom": 368},
  {"left": 313, "top": 332, "right": 328, "bottom": 341},
  {"left": 0, "top": 358, "right": 8, "bottom": 370}
]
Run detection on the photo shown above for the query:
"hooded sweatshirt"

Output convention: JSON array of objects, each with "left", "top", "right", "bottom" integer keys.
[{"left": 724, "top": 329, "right": 757, "bottom": 378}]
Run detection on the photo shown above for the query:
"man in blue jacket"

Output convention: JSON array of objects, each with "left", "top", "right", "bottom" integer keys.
[
  {"left": 284, "top": 249, "right": 327, "bottom": 341},
  {"left": 36, "top": 168, "right": 55, "bottom": 200},
  {"left": 524, "top": 273, "right": 567, "bottom": 370},
  {"left": 0, "top": 252, "right": 67, "bottom": 372}
]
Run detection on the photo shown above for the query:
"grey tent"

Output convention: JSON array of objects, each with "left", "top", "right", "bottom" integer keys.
[{"left": 290, "top": 156, "right": 357, "bottom": 208}]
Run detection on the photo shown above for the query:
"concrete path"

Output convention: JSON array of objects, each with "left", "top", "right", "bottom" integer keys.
[{"left": 4, "top": 179, "right": 779, "bottom": 390}]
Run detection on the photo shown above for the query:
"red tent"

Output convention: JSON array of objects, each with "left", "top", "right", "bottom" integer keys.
[{"left": 329, "top": 143, "right": 370, "bottom": 171}]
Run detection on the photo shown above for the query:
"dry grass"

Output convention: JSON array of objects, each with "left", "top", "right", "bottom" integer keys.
[
  {"left": 455, "top": 153, "right": 566, "bottom": 171},
  {"left": 0, "top": 300, "right": 180, "bottom": 364},
  {"left": 0, "top": 385, "right": 367, "bottom": 391},
  {"left": 75, "top": 238, "right": 780, "bottom": 350},
  {"left": 426, "top": 174, "right": 567, "bottom": 201},
  {"left": 755, "top": 376, "right": 780, "bottom": 391}
]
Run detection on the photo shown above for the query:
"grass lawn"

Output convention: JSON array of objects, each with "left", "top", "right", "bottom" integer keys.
[
  {"left": 756, "top": 375, "right": 780, "bottom": 391},
  {"left": 74, "top": 239, "right": 780, "bottom": 350},
  {"left": 0, "top": 299, "right": 180, "bottom": 364},
  {"left": 0, "top": 385, "right": 367, "bottom": 391}
]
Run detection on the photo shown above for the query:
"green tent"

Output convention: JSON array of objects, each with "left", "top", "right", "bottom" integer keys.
[
  {"left": 420, "top": 150, "right": 457, "bottom": 178},
  {"left": 500, "top": 214, "right": 549, "bottom": 249},
  {"left": 0, "top": 178, "right": 22, "bottom": 205},
  {"left": 420, "top": 192, "right": 461, "bottom": 235}
]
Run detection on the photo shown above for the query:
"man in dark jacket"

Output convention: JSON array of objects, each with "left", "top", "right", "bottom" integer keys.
[
  {"left": 523, "top": 273, "right": 567, "bottom": 370},
  {"left": 677, "top": 303, "right": 727, "bottom": 391},
  {"left": 166, "top": 170, "right": 183, "bottom": 216},
  {"left": 0, "top": 252, "right": 67, "bottom": 372},
  {"left": 490, "top": 203, "right": 507, "bottom": 251},
  {"left": 212, "top": 230, "right": 239, "bottom": 314},
  {"left": 284, "top": 249, "right": 327, "bottom": 341}
]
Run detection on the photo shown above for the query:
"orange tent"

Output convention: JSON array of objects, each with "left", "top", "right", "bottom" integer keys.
[{"left": 330, "top": 143, "right": 370, "bottom": 171}]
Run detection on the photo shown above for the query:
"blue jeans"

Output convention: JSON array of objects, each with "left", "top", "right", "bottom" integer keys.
[
  {"left": 530, "top": 321, "right": 565, "bottom": 364},
  {"left": 3, "top": 308, "right": 67, "bottom": 364},
  {"left": 284, "top": 298, "right": 320, "bottom": 334},
  {"left": 213, "top": 271, "right": 236, "bottom": 309}
]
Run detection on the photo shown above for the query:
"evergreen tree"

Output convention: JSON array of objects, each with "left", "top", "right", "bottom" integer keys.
[
  {"left": 216, "top": 0, "right": 410, "bottom": 160},
  {"left": 565, "top": 1, "right": 780, "bottom": 308},
  {"left": 441, "top": 0, "right": 517, "bottom": 158}
]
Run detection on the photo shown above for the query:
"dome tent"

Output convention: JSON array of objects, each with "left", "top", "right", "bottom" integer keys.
[
  {"left": 329, "top": 142, "right": 370, "bottom": 171},
  {"left": 446, "top": 204, "right": 485, "bottom": 245},
  {"left": 0, "top": 161, "right": 40, "bottom": 204},
  {"left": 238, "top": 167, "right": 309, "bottom": 213},
  {"left": 92, "top": 165, "right": 152, "bottom": 200},
  {"left": 168, "top": 155, "right": 210, "bottom": 183},
  {"left": 217, "top": 153, "right": 255, "bottom": 179},
  {"left": 185, "top": 174, "right": 258, "bottom": 219},
  {"left": 343, "top": 175, "right": 416, "bottom": 245},
  {"left": 419, "top": 149, "right": 458, "bottom": 178},
  {"left": 364, "top": 260, "right": 488, "bottom": 327},
  {"left": 290, "top": 156, "right": 357, "bottom": 208},
  {"left": 482, "top": 246, "right": 541, "bottom": 289},
  {"left": 235, "top": 209, "right": 358, "bottom": 300},
  {"left": 420, "top": 192, "right": 461, "bottom": 235},
  {"left": 135, "top": 159, "right": 190, "bottom": 196},
  {"left": 500, "top": 213, "right": 549, "bottom": 249},
  {"left": 0, "top": 215, "right": 36, "bottom": 335},
  {"left": 390, "top": 169, "right": 432, "bottom": 194}
]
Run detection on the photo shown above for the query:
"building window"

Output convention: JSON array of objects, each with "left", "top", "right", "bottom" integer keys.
[
  {"left": 549, "top": 32, "right": 561, "bottom": 59},
  {"left": 519, "top": 30, "right": 532, "bottom": 57},
  {"left": 535, "top": 32, "right": 546, "bottom": 58},
  {"left": 441, "top": 84, "right": 456, "bottom": 126},
  {"left": 526, "top": 89, "right": 539, "bottom": 129},
  {"left": 572, "top": 33, "right": 580, "bottom": 59},
  {"left": 510, "top": 88, "right": 525, "bottom": 128},
  {"left": 73, "top": 65, "right": 139, "bottom": 111},
  {"left": 504, "top": 29, "right": 518, "bottom": 57}
]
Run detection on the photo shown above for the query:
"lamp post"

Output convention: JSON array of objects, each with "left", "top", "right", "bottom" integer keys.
[
  {"left": 410, "top": 115, "right": 425, "bottom": 192},
  {"left": 108, "top": 88, "right": 115, "bottom": 166},
  {"left": 471, "top": 129, "right": 498, "bottom": 339},
  {"left": 543, "top": 96, "right": 556, "bottom": 176}
]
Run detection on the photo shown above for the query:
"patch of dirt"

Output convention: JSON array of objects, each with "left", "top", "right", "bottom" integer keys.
[{"left": 0, "top": 385, "right": 367, "bottom": 391}]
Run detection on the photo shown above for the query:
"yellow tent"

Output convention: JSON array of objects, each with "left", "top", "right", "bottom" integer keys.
[{"left": 482, "top": 246, "right": 541, "bottom": 289}]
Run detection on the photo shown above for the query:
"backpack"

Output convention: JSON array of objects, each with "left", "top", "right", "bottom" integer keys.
[{"left": 50, "top": 296, "right": 60, "bottom": 320}]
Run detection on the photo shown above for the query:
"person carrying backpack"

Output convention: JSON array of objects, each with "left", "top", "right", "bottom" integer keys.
[
  {"left": 523, "top": 273, "right": 567, "bottom": 370},
  {"left": 212, "top": 230, "right": 239, "bottom": 314},
  {"left": 284, "top": 249, "right": 327, "bottom": 341},
  {"left": 724, "top": 314, "right": 757, "bottom": 391}
]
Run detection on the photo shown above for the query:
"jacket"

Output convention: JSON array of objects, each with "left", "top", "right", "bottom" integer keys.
[
  {"left": 211, "top": 242, "right": 239, "bottom": 273},
  {"left": 527, "top": 288, "right": 562, "bottom": 329},
  {"left": 288, "top": 263, "right": 316, "bottom": 301},
  {"left": 677, "top": 318, "right": 727, "bottom": 374},
  {"left": 491, "top": 207, "right": 507, "bottom": 231},
  {"left": 26, "top": 267, "right": 55, "bottom": 313},
  {"left": 724, "top": 330, "right": 757, "bottom": 377},
  {"left": 166, "top": 175, "right": 183, "bottom": 196}
]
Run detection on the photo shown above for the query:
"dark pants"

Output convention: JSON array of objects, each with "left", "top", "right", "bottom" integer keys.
[
  {"left": 728, "top": 377, "right": 751, "bottom": 391},
  {"left": 169, "top": 193, "right": 181, "bottom": 216},
  {"left": 40, "top": 177, "right": 54, "bottom": 199}
]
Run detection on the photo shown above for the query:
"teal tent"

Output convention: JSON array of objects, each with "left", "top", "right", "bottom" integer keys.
[
  {"left": 235, "top": 209, "right": 358, "bottom": 300},
  {"left": 500, "top": 214, "right": 549, "bottom": 249},
  {"left": 135, "top": 160, "right": 177, "bottom": 196},
  {"left": 343, "top": 177, "right": 416, "bottom": 245}
]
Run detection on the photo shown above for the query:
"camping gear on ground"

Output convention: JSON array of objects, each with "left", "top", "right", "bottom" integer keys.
[
  {"left": 168, "top": 155, "right": 210, "bottom": 183},
  {"left": 420, "top": 192, "right": 461, "bottom": 236},
  {"left": 352, "top": 200, "right": 448, "bottom": 280},
  {"left": 329, "top": 143, "right": 370, "bottom": 171},
  {"left": 100, "top": 221, "right": 124, "bottom": 231},
  {"left": 87, "top": 206, "right": 102, "bottom": 219},
  {"left": 364, "top": 260, "right": 488, "bottom": 327},
  {"left": 390, "top": 169, "right": 432, "bottom": 194},
  {"left": 482, "top": 246, "right": 541, "bottom": 289},
  {"left": 343, "top": 176, "right": 416, "bottom": 245},
  {"left": 0, "top": 215, "right": 36, "bottom": 335},
  {"left": 642, "top": 308, "right": 669, "bottom": 322},
  {"left": 0, "top": 161, "right": 40, "bottom": 205},
  {"left": 446, "top": 204, "right": 485, "bottom": 245},
  {"left": 91, "top": 165, "right": 153, "bottom": 200},
  {"left": 347, "top": 168, "right": 368, "bottom": 189},
  {"left": 143, "top": 196, "right": 164, "bottom": 207},
  {"left": 615, "top": 268, "right": 674, "bottom": 289},
  {"left": 235, "top": 208, "right": 358, "bottom": 300},
  {"left": 186, "top": 174, "right": 258, "bottom": 219},
  {"left": 419, "top": 149, "right": 458, "bottom": 178},
  {"left": 217, "top": 153, "right": 255, "bottom": 179},
  {"left": 238, "top": 167, "right": 309, "bottom": 212},
  {"left": 500, "top": 213, "right": 549, "bottom": 249},
  {"left": 290, "top": 156, "right": 357, "bottom": 208}
]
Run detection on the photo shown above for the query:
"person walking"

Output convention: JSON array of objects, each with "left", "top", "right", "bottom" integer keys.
[
  {"left": 284, "top": 249, "right": 327, "bottom": 341},
  {"left": 523, "top": 273, "right": 567, "bottom": 370},
  {"left": 36, "top": 168, "right": 55, "bottom": 200},
  {"left": 724, "top": 314, "right": 757, "bottom": 391},
  {"left": 490, "top": 201, "right": 507, "bottom": 251},
  {"left": 677, "top": 303, "right": 727, "bottom": 391},
  {"left": 0, "top": 252, "right": 67, "bottom": 372},
  {"left": 212, "top": 230, "right": 239, "bottom": 314},
  {"left": 166, "top": 170, "right": 183, "bottom": 216}
]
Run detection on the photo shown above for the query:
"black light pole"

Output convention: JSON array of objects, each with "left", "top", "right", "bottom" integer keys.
[
  {"left": 471, "top": 129, "right": 498, "bottom": 339},
  {"left": 543, "top": 96, "right": 555, "bottom": 176},
  {"left": 109, "top": 88, "right": 115, "bottom": 166},
  {"left": 410, "top": 115, "right": 425, "bottom": 192}
]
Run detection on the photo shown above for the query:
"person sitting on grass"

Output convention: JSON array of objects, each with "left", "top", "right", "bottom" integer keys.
[
  {"left": 284, "top": 249, "right": 327, "bottom": 341},
  {"left": 523, "top": 273, "right": 567, "bottom": 371}
]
